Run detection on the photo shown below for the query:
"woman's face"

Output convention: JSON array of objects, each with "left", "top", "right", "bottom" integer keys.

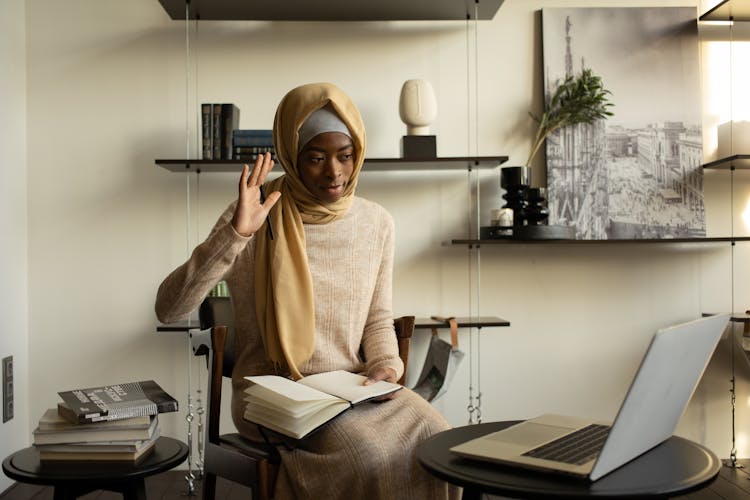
[{"left": 297, "top": 132, "right": 355, "bottom": 204}]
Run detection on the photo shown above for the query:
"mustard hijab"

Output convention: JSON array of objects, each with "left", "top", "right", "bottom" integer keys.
[{"left": 254, "top": 82, "right": 366, "bottom": 380}]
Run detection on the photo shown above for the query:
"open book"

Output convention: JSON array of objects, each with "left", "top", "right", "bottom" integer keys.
[{"left": 243, "top": 370, "right": 402, "bottom": 440}]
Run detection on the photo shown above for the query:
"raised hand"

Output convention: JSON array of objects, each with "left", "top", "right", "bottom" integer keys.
[{"left": 231, "top": 152, "right": 281, "bottom": 237}]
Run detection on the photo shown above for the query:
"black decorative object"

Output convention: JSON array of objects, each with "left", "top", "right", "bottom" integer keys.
[
  {"left": 525, "top": 187, "right": 550, "bottom": 226},
  {"left": 400, "top": 135, "right": 437, "bottom": 159},
  {"left": 500, "top": 166, "right": 531, "bottom": 227}
]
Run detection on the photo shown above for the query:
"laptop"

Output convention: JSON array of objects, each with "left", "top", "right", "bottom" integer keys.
[{"left": 450, "top": 314, "right": 729, "bottom": 481}]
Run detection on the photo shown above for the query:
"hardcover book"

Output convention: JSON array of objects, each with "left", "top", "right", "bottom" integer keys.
[
  {"left": 201, "top": 103, "right": 213, "bottom": 159},
  {"left": 221, "top": 103, "right": 240, "bottom": 160},
  {"left": 243, "top": 370, "right": 401, "bottom": 440},
  {"left": 233, "top": 129, "right": 274, "bottom": 147},
  {"left": 37, "top": 433, "right": 159, "bottom": 462},
  {"left": 212, "top": 103, "right": 222, "bottom": 160},
  {"left": 33, "top": 408, "right": 158, "bottom": 444},
  {"left": 57, "top": 380, "right": 178, "bottom": 423}
]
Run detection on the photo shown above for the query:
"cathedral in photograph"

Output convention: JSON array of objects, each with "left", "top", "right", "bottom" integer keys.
[{"left": 544, "top": 8, "right": 705, "bottom": 239}]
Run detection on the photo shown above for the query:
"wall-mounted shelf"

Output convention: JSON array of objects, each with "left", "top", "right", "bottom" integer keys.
[
  {"left": 158, "top": 315, "right": 510, "bottom": 333},
  {"left": 702, "top": 154, "right": 750, "bottom": 170},
  {"left": 451, "top": 237, "right": 750, "bottom": 245},
  {"left": 155, "top": 156, "right": 509, "bottom": 173},
  {"left": 414, "top": 316, "right": 510, "bottom": 329},
  {"left": 157, "top": 0, "right": 506, "bottom": 21},
  {"left": 699, "top": 0, "right": 750, "bottom": 21}
]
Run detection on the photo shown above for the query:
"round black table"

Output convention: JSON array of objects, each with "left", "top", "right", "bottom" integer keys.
[
  {"left": 2, "top": 437, "right": 188, "bottom": 500},
  {"left": 418, "top": 421, "right": 721, "bottom": 499}
]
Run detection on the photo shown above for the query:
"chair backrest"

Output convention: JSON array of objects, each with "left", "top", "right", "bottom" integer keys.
[
  {"left": 198, "top": 295, "right": 414, "bottom": 385},
  {"left": 199, "top": 296, "right": 235, "bottom": 378}
]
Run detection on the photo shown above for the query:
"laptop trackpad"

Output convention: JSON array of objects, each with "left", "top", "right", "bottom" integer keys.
[{"left": 487, "top": 422, "right": 576, "bottom": 448}]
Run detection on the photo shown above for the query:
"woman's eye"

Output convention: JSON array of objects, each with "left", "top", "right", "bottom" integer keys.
[{"left": 341, "top": 153, "right": 353, "bottom": 161}]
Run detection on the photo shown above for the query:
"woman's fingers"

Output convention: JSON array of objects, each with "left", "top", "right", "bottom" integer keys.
[
  {"left": 246, "top": 152, "right": 274, "bottom": 188},
  {"left": 262, "top": 190, "right": 281, "bottom": 212},
  {"left": 238, "top": 163, "right": 250, "bottom": 193},
  {"left": 232, "top": 154, "right": 278, "bottom": 238}
]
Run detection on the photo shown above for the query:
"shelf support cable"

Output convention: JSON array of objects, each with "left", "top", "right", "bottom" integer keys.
[
  {"left": 182, "top": 0, "right": 198, "bottom": 495},
  {"left": 464, "top": 1, "right": 483, "bottom": 424},
  {"left": 724, "top": 16, "right": 743, "bottom": 471}
]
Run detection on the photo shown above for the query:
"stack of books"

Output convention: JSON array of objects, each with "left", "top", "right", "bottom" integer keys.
[
  {"left": 32, "top": 380, "right": 178, "bottom": 462},
  {"left": 201, "top": 103, "right": 240, "bottom": 160},
  {"left": 233, "top": 129, "right": 276, "bottom": 161}
]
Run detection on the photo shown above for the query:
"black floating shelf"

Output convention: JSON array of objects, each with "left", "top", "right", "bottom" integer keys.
[
  {"left": 702, "top": 155, "right": 750, "bottom": 170},
  {"left": 699, "top": 0, "right": 750, "bottom": 21},
  {"left": 155, "top": 157, "right": 509, "bottom": 173},
  {"left": 157, "top": 0, "right": 506, "bottom": 21},
  {"left": 158, "top": 315, "right": 511, "bottom": 333},
  {"left": 452, "top": 237, "right": 750, "bottom": 245},
  {"left": 415, "top": 316, "right": 510, "bottom": 329}
]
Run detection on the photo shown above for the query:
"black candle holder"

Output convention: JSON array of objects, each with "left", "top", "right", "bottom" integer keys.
[
  {"left": 500, "top": 166, "right": 531, "bottom": 227},
  {"left": 525, "top": 187, "right": 550, "bottom": 226}
]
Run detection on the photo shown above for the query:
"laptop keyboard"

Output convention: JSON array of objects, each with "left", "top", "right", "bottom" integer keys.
[{"left": 521, "top": 424, "right": 611, "bottom": 465}]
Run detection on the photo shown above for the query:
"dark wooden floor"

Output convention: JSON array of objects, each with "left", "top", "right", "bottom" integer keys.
[{"left": 2, "top": 460, "right": 749, "bottom": 499}]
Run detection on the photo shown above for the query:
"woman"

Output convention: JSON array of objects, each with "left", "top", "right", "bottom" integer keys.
[{"left": 156, "top": 82, "right": 458, "bottom": 499}]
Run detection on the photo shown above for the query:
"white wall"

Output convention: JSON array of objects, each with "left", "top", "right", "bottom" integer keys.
[
  {"left": 7, "top": 0, "right": 749, "bottom": 483},
  {"left": 0, "top": 0, "right": 29, "bottom": 493}
]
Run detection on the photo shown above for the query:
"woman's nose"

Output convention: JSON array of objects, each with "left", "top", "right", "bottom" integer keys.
[{"left": 324, "top": 159, "right": 342, "bottom": 179}]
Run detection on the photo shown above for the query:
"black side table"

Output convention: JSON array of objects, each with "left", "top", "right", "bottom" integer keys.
[
  {"left": 418, "top": 421, "right": 721, "bottom": 499},
  {"left": 2, "top": 436, "right": 188, "bottom": 500}
]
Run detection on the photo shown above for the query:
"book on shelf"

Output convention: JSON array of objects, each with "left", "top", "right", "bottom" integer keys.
[
  {"left": 57, "top": 380, "right": 178, "bottom": 424},
  {"left": 212, "top": 103, "right": 222, "bottom": 160},
  {"left": 221, "top": 103, "right": 240, "bottom": 160},
  {"left": 33, "top": 408, "right": 158, "bottom": 444},
  {"left": 201, "top": 103, "right": 213, "bottom": 159},
  {"left": 233, "top": 129, "right": 274, "bottom": 147},
  {"left": 234, "top": 146, "right": 277, "bottom": 161},
  {"left": 243, "top": 370, "right": 402, "bottom": 440},
  {"left": 201, "top": 103, "right": 241, "bottom": 160}
]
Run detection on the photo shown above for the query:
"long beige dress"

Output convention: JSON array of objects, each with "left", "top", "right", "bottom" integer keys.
[{"left": 156, "top": 196, "right": 459, "bottom": 499}]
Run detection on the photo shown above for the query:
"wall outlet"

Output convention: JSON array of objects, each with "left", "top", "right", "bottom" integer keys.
[{"left": 2, "top": 356, "right": 12, "bottom": 422}]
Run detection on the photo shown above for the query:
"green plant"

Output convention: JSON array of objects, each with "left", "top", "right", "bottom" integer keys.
[{"left": 526, "top": 68, "right": 614, "bottom": 167}]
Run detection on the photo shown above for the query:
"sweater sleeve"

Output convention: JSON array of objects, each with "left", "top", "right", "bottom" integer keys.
[
  {"left": 360, "top": 208, "right": 403, "bottom": 381},
  {"left": 155, "top": 201, "right": 251, "bottom": 324}
]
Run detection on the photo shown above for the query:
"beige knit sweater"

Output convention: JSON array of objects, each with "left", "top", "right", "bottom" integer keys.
[
  {"left": 155, "top": 197, "right": 456, "bottom": 499},
  {"left": 156, "top": 195, "right": 402, "bottom": 381}
]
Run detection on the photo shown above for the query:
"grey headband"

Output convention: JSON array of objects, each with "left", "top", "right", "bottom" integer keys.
[{"left": 297, "top": 105, "right": 351, "bottom": 150}]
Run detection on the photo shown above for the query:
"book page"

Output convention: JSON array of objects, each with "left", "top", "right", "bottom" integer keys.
[
  {"left": 245, "top": 375, "right": 342, "bottom": 403},
  {"left": 244, "top": 398, "right": 350, "bottom": 440},
  {"left": 299, "top": 370, "right": 402, "bottom": 404},
  {"left": 244, "top": 385, "right": 340, "bottom": 419}
]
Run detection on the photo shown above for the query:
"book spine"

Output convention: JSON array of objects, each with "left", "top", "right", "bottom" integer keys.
[
  {"left": 221, "top": 103, "right": 240, "bottom": 160},
  {"left": 234, "top": 146, "right": 275, "bottom": 154},
  {"left": 233, "top": 136, "right": 275, "bottom": 147},
  {"left": 139, "top": 380, "right": 180, "bottom": 413},
  {"left": 201, "top": 103, "right": 213, "bottom": 159},
  {"left": 234, "top": 129, "right": 273, "bottom": 136},
  {"left": 234, "top": 147, "right": 276, "bottom": 161},
  {"left": 212, "top": 104, "right": 222, "bottom": 160}
]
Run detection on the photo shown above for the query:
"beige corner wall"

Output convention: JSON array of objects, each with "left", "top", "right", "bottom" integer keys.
[
  {"left": 6, "top": 0, "right": 749, "bottom": 482},
  {"left": 0, "top": 0, "right": 29, "bottom": 493}
]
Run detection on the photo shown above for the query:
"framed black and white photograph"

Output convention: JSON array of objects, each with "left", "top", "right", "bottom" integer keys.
[{"left": 542, "top": 7, "right": 704, "bottom": 239}]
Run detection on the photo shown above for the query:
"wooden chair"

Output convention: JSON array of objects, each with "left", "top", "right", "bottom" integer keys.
[{"left": 190, "top": 296, "right": 415, "bottom": 500}]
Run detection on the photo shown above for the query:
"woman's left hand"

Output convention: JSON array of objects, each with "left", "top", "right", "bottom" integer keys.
[{"left": 364, "top": 367, "right": 399, "bottom": 401}]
